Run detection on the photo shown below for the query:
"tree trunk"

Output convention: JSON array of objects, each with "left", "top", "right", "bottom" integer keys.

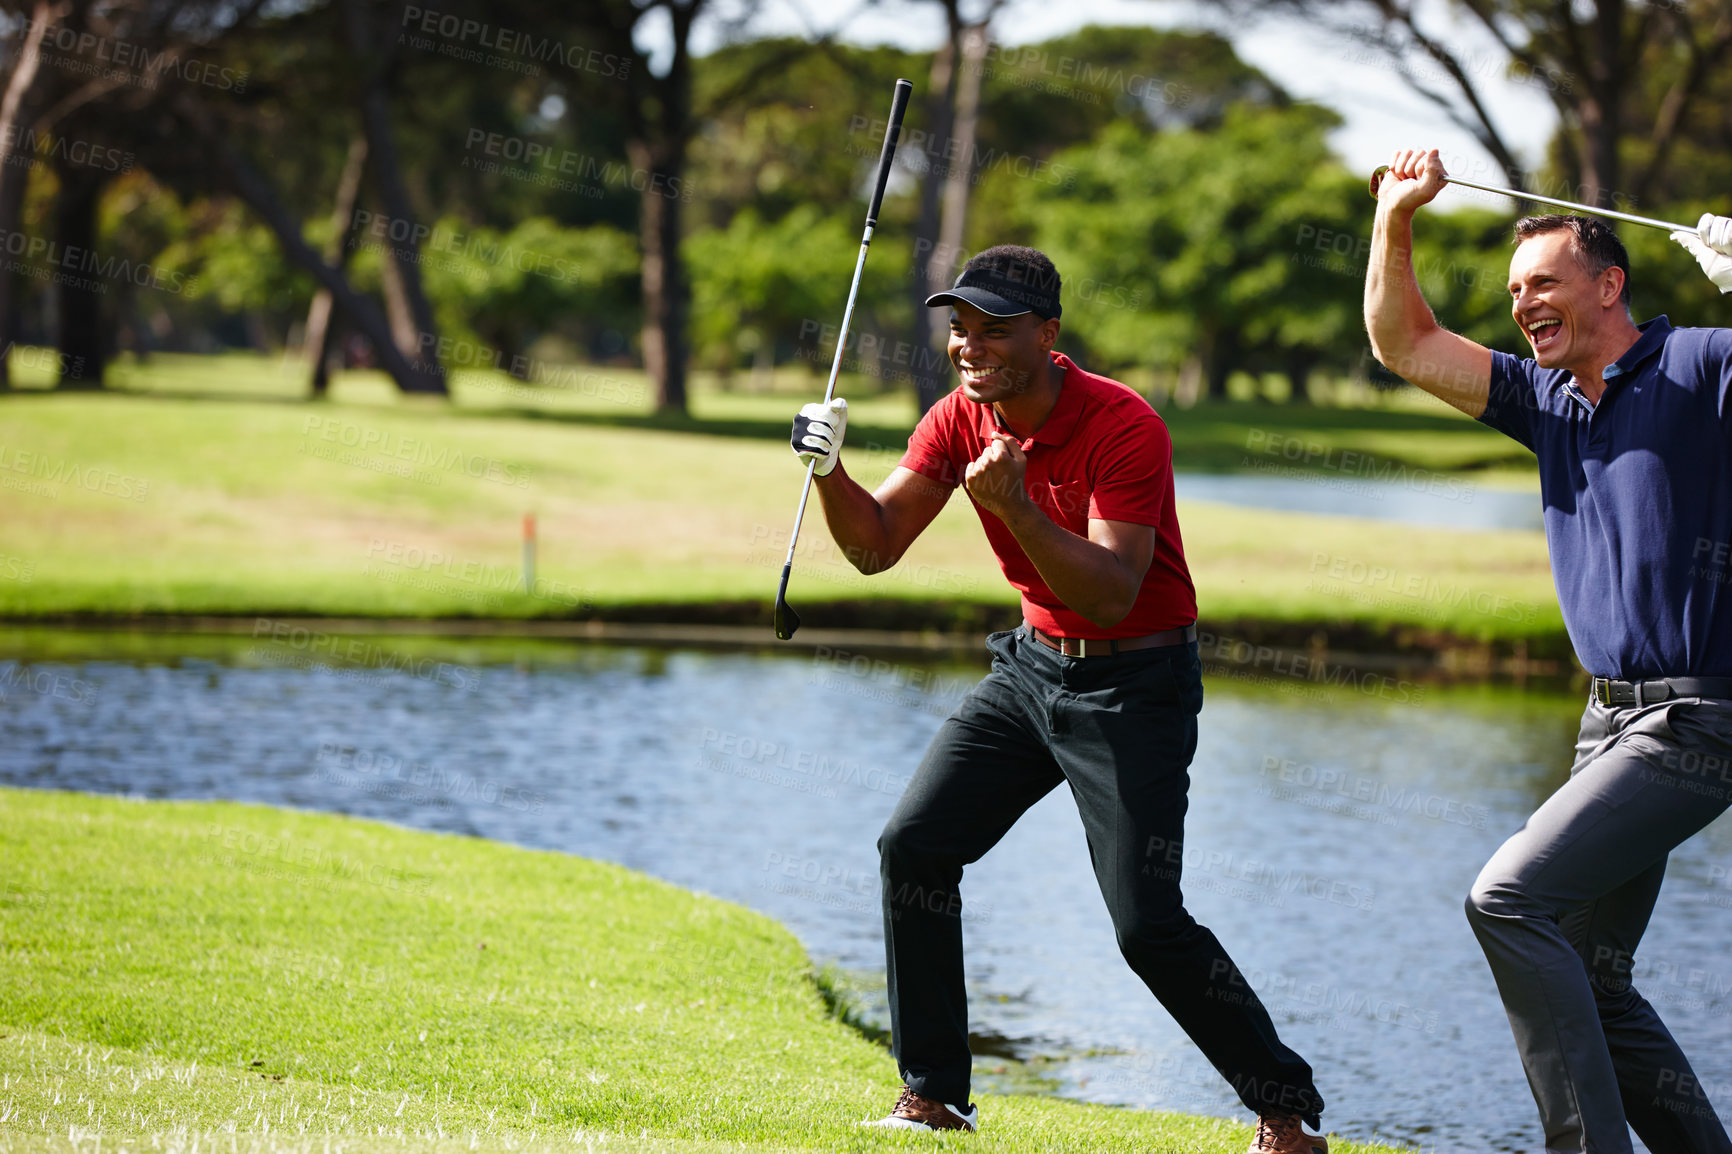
[
  {"left": 0, "top": 0, "right": 59, "bottom": 390},
  {"left": 633, "top": 139, "right": 687, "bottom": 413},
  {"left": 345, "top": 0, "right": 445, "bottom": 391},
  {"left": 306, "top": 132, "right": 368, "bottom": 397},
  {"left": 629, "top": 0, "right": 697, "bottom": 416},
  {"left": 933, "top": 22, "right": 986, "bottom": 306},
  {"left": 1284, "top": 350, "right": 1317, "bottom": 405},
  {"left": 1577, "top": 0, "right": 1625, "bottom": 209},
  {"left": 179, "top": 95, "right": 443, "bottom": 393},
  {"left": 911, "top": 7, "right": 960, "bottom": 416},
  {"left": 1201, "top": 324, "right": 1231, "bottom": 402},
  {"left": 53, "top": 161, "right": 104, "bottom": 389}
]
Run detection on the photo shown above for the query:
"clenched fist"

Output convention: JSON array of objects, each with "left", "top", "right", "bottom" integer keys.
[{"left": 964, "top": 432, "right": 1030, "bottom": 520}]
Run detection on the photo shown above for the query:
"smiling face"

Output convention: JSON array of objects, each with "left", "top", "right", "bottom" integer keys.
[
  {"left": 946, "top": 302, "right": 1060, "bottom": 405},
  {"left": 1507, "top": 230, "right": 1626, "bottom": 370}
]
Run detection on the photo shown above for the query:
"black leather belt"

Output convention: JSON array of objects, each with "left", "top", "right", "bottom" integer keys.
[
  {"left": 1591, "top": 675, "right": 1732, "bottom": 706},
  {"left": 1027, "top": 622, "right": 1197, "bottom": 658}
]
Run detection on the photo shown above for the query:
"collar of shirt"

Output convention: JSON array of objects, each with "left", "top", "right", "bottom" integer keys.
[
  {"left": 990, "top": 352, "right": 1083, "bottom": 448},
  {"left": 1565, "top": 314, "right": 1672, "bottom": 408},
  {"left": 1600, "top": 314, "right": 1672, "bottom": 382}
]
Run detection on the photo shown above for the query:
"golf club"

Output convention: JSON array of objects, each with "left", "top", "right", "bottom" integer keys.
[
  {"left": 1368, "top": 165, "right": 1698, "bottom": 235},
  {"left": 773, "top": 77, "right": 913, "bottom": 641}
]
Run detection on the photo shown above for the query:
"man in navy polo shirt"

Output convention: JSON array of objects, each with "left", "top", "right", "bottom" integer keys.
[
  {"left": 789, "top": 245, "right": 1329, "bottom": 1154},
  {"left": 1368, "top": 148, "right": 1732, "bottom": 1154}
]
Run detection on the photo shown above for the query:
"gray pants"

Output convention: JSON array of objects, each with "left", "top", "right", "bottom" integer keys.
[{"left": 1466, "top": 694, "right": 1732, "bottom": 1154}]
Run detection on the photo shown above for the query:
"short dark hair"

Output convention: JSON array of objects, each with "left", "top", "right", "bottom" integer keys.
[
  {"left": 963, "top": 245, "right": 1062, "bottom": 317},
  {"left": 1513, "top": 214, "right": 1632, "bottom": 307}
]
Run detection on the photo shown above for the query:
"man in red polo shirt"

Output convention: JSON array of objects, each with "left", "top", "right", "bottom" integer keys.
[{"left": 789, "top": 245, "right": 1329, "bottom": 1154}]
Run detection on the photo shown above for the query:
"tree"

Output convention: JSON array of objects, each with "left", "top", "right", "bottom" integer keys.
[
  {"left": 1199, "top": 0, "right": 1732, "bottom": 212},
  {"left": 1017, "top": 103, "right": 1366, "bottom": 400}
]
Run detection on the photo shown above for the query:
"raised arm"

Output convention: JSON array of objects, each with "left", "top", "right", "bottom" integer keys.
[
  {"left": 1365, "top": 148, "right": 1493, "bottom": 418},
  {"left": 964, "top": 433, "right": 1152, "bottom": 629},
  {"left": 814, "top": 464, "right": 952, "bottom": 575},
  {"left": 789, "top": 396, "right": 952, "bottom": 574}
]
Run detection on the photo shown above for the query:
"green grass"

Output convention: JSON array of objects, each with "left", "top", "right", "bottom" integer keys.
[
  {"left": 0, "top": 350, "right": 1558, "bottom": 642},
  {"left": 76, "top": 348, "right": 1539, "bottom": 479},
  {"left": 0, "top": 788, "right": 1412, "bottom": 1153}
]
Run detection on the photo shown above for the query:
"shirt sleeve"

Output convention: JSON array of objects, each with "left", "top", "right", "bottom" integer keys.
[
  {"left": 1478, "top": 351, "right": 1545, "bottom": 451},
  {"left": 1084, "top": 409, "right": 1170, "bottom": 527},
  {"left": 896, "top": 397, "right": 964, "bottom": 488},
  {"left": 1707, "top": 327, "right": 1732, "bottom": 427}
]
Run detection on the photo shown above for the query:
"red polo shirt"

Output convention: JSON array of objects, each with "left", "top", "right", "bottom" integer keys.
[{"left": 898, "top": 351, "right": 1197, "bottom": 640}]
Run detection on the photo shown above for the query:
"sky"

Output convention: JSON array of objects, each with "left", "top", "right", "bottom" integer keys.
[{"left": 652, "top": 0, "right": 1560, "bottom": 208}]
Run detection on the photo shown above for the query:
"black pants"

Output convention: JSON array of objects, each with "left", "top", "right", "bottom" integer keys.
[{"left": 878, "top": 625, "right": 1323, "bottom": 1126}]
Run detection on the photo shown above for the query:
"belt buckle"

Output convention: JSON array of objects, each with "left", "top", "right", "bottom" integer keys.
[
  {"left": 1593, "top": 678, "right": 1613, "bottom": 707},
  {"left": 1060, "top": 636, "right": 1082, "bottom": 658}
]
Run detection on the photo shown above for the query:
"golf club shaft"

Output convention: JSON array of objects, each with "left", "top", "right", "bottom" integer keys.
[
  {"left": 778, "top": 224, "right": 874, "bottom": 574},
  {"left": 1449, "top": 174, "right": 1696, "bottom": 234},
  {"left": 1371, "top": 165, "right": 1697, "bottom": 234},
  {"left": 778, "top": 79, "right": 913, "bottom": 578}
]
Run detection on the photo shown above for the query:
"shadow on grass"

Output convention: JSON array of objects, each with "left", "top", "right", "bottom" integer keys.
[{"left": 2, "top": 381, "right": 1535, "bottom": 474}]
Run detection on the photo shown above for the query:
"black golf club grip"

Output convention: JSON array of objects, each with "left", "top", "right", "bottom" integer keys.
[{"left": 865, "top": 79, "right": 913, "bottom": 228}]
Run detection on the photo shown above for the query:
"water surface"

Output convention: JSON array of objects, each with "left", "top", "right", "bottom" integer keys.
[{"left": 2, "top": 629, "right": 1726, "bottom": 1154}]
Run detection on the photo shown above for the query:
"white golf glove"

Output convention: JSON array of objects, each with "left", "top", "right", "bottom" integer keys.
[
  {"left": 1673, "top": 213, "right": 1732, "bottom": 293},
  {"left": 791, "top": 397, "right": 847, "bottom": 477}
]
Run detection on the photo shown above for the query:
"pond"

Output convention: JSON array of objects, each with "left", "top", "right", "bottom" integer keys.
[
  {"left": 2, "top": 628, "right": 1728, "bottom": 1154},
  {"left": 1174, "top": 471, "right": 1544, "bottom": 531}
]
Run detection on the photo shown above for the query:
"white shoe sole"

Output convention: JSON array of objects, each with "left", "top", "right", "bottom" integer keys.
[{"left": 859, "top": 1111, "right": 977, "bottom": 1132}]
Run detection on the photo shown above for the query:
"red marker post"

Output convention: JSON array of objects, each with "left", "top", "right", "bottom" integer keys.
[{"left": 521, "top": 512, "right": 536, "bottom": 595}]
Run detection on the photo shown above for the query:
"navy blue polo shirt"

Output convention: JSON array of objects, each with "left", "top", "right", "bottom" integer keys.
[{"left": 1480, "top": 316, "right": 1732, "bottom": 677}]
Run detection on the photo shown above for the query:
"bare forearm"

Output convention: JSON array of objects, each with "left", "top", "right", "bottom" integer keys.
[
  {"left": 1365, "top": 207, "right": 1437, "bottom": 364},
  {"left": 811, "top": 463, "right": 896, "bottom": 573},
  {"left": 997, "top": 502, "right": 1138, "bottom": 628},
  {"left": 1364, "top": 207, "right": 1488, "bottom": 416}
]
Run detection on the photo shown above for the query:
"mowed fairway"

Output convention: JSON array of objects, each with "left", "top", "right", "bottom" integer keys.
[
  {"left": 0, "top": 353, "right": 1557, "bottom": 640},
  {"left": 0, "top": 787, "right": 1412, "bottom": 1154}
]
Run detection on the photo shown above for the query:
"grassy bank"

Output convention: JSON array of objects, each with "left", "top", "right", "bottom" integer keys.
[
  {"left": 0, "top": 787, "right": 1410, "bottom": 1152},
  {"left": 0, "top": 352, "right": 1559, "bottom": 645}
]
